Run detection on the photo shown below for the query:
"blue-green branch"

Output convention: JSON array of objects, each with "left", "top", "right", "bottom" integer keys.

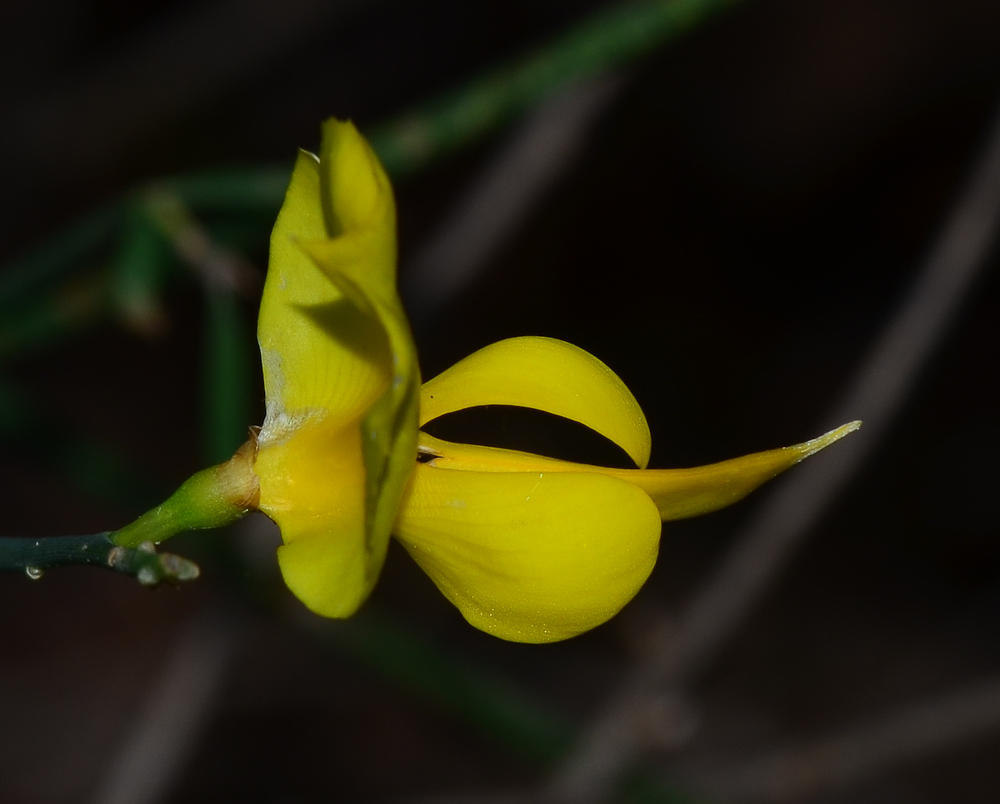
[{"left": 0, "top": 533, "right": 199, "bottom": 586}]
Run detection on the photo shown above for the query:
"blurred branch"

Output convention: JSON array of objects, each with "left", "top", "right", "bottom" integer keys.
[
  {"left": 0, "top": 0, "right": 744, "bottom": 354},
  {"left": 675, "top": 674, "right": 1000, "bottom": 802},
  {"left": 145, "top": 191, "right": 259, "bottom": 463},
  {"left": 0, "top": 203, "right": 123, "bottom": 317},
  {"left": 0, "top": 374, "right": 169, "bottom": 510},
  {"left": 312, "top": 608, "right": 575, "bottom": 766},
  {"left": 312, "top": 606, "right": 702, "bottom": 803},
  {"left": 403, "top": 74, "right": 627, "bottom": 326},
  {"left": 144, "top": 191, "right": 260, "bottom": 297},
  {"left": 369, "top": 0, "right": 742, "bottom": 177},
  {"left": 199, "top": 290, "right": 255, "bottom": 464},
  {"left": 0, "top": 270, "right": 108, "bottom": 361},
  {"left": 402, "top": 792, "right": 540, "bottom": 804},
  {"left": 0, "top": 533, "right": 198, "bottom": 586},
  {"left": 3, "top": 0, "right": 365, "bottom": 185},
  {"left": 90, "top": 606, "right": 242, "bottom": 804},
  {"left": 546, "top": 99, "right": 1000, "bottom": 802}
]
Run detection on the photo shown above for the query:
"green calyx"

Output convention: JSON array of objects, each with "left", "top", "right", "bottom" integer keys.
[{"left": 111, "top": 438, "right": 259, "bottom": 548}]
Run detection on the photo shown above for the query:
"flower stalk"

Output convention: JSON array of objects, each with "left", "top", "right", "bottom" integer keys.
[{"left": 111, "top": 437, "right": 259, "bottom": 548}]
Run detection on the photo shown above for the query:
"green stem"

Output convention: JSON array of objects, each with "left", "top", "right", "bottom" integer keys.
[
  {"left": 0, "top": 438, "right": 259, "bottom": 581},
  {"left": 111, "top": 449, "right": 257, "bottom": 548},
  {"left": 0, "top": 533, "right": 199, "bottom": 586}
]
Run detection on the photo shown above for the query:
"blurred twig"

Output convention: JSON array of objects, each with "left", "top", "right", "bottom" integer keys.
[
  {"left": 0, "top": 377, "right": 167, "bottom": 508},
  {"left": 89, "top": 607, "right": 241, "bottom": 804},
  {"left": 199, "top": 290, "right": 255, "bottom": 464},
  {"left": 546, "top": 99, "right": 1000, "bottom": 802},
  {"left": 674, "top": 674, "right": 1000, "bottom": 802},
  {"left": 369, "top": 0, "right": 742, "bottom": 177},
  {"left": 146, "top": 191, "right": 259, "bottom": 464},
  {"left": 309, "top": 607, "right": 575, "bottom": 766},
  {"left": 144, "top": 190, "right": 260, "bottom": 297},
  {"left": 3, "top": 0, "right": 365, "bottom": 184},
  {"left": 0, "top": 0, "right": 743, "bottom": 356},
  {"left": 403, "top": 74, "right": 627, "bottom": 326}
]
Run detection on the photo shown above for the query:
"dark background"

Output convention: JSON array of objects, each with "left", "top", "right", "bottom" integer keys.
[{"left": 1, "top": 1, "right": 999, "bottom": 802}]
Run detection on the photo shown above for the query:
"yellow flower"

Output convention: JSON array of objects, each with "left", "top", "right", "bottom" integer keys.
[
  {"left": 252, "top": 118, "right": 858, "bottom": 643},
  {"left": 254, "top": 119, "right": 420, "bottom": 619},
  {"left": 399, "top": 339, "right": 856, "bottom": 642}
]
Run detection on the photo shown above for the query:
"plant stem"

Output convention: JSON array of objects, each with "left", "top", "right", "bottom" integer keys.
[
  {"left": 0, "top": 532, "right": 199, "bottom": 586},
  {"left": 111, "top": 442, "right": 258, "bottom": 549}
]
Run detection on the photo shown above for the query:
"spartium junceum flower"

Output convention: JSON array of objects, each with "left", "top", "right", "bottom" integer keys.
[{"left": 112, "top": 118, "right": 859, "bottom": 643}]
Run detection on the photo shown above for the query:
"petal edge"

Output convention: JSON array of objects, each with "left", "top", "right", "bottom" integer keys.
[{"left": 421, "top": 337, "right": 651, "bottom": 468}]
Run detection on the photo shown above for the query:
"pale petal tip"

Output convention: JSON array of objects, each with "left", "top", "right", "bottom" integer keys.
[{"left": 796, "top": 419, "right": 862, "bottom": 460}]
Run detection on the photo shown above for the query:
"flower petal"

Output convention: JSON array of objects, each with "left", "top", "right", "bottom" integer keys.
[
  {"left": 394, "top": 464, "right": 662, "bottom": 643},
  {"left": 307, "top": 117, "right": 399, "bottom": 308},
  {"left": 261, "top": 419, "right": 368, "bottom": 617},
  {"left": 297, "top": 238, "right": 421, "bottom": 615},
  {"left": 257, "top": 147, "right": 390, "bottom": 440},
  {"left": 633, "top": 421, "right": 861, "bottom": 520},
  {"left": 305, "top": 122, "right": 421, "bottom": 567},
  {"left": 418, "top": 420, "right": 861, "bottom": 521},
  {"left": 255, "top": 119, "right": 419, "bottom": 618},
  {"left": 420, "top": 337, "right": 651, "bottom": 468}
]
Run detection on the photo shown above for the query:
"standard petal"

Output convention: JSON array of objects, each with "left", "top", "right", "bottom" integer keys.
[
  {"left": 256, "top": 119, "right": 419, "bottom": 618},
  {"left": 305, "top": 117, "right": 399, "bottom": 307},
  {"left": 394, "top": 464, "right": 662, "bottom": 643},
  {"left": 257, "top": 148, "right": 392, "bottom": 441},
  {"left": 420, "top": 337, "right": 651, "bottom": 468},
  {"left": 297, "top": 120, "right": 420, "bottom": 567},
  {"left": 319, "top": 118, "right": 395, "bottom": 250},
  {"left": 417, "top": 420, "right": 860, "bottom": 521}
]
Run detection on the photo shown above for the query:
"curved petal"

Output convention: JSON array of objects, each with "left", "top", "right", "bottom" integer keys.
[
  {"left": 255, "top": 119, "right": 419, "bottom": 618},
  {"left": 417, "top": 420, "right": 860, "bottom": 521},
  {"left": 394, "top": 464, "right": 662, "bottom": 643},
  {"left": 420, "top": 337, "right": 651, "bottom": 468}
]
